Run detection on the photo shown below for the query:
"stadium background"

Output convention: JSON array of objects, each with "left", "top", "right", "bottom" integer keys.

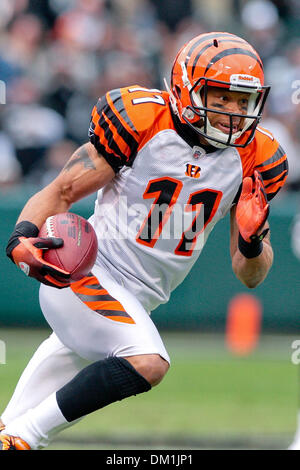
[{"left": 0, "top": 0, "right": 299, "bottom": 450}]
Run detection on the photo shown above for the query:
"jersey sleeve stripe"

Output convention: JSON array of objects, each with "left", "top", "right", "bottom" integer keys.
[
  {"left": 256, "top": 154, "right": 287, "bottom": 173},
  {"left": 264, "top": 171, "right": 288, "bottom": 201},
  {"left": 90, "top": 126, "right": 124, "bottom": 173},
  {"left": 264, "top": 170, "right": 288, "bottom": 189},
  {"left": 108, "top": 89, "right": 139, "bottom": 135},
  {"left": 258, "top": 158, "right": 288, "bottom": 181},
  {"left": 101, "top": 110, "right": 131, "bottom": 163},
  {"left": 266, "top": 173, "right": 287, "bottom": 201},
  {"left": 90, "top": 96, "right": 139, "bottom": 171},
  {"left": 90, "top": 102, "right": 131, "bottom": 172},
  {"left": 91, "top": 108, "right": 122, "bottom": 161},
  {"left": 95, "top": 141, "right": 123, "bottom": 172},
  {"left": 105, "top": 92, "right": 139, "bottom": 148},
  {"left": 256, "top": 145, "right": 286, "bottom": 169},
  {"left": 253, "top": 141, "right": 288, "bottom": 200},
  {"left": 266, "top": 187, "right": 282, "bottom": 200}
]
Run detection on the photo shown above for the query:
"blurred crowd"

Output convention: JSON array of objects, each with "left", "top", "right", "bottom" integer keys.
[{"left": 0, "top": 0, "right": 299, "bottom": 195}]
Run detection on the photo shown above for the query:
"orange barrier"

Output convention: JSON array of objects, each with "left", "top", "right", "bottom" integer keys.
[{"left": 226, "top": 293, "right": 262, "bottom": 355}]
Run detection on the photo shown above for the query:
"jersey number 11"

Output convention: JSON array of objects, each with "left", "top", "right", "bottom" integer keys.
[{"left": 136, "top": 177, "right": 222, "bottom": 256}]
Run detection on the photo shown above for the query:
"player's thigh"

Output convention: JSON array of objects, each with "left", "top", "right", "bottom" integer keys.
[{"left": 39, "top": 266, "right": 170, "bottom": 364}]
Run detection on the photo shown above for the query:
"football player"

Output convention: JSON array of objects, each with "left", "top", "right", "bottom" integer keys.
[{"left": 1, "top": 32, "right": 288, "bottom": 450}]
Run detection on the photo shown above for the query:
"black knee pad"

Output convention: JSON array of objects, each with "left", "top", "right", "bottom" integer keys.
[{"left": 56, "top": 356, "right": 151, "bottom": 422}]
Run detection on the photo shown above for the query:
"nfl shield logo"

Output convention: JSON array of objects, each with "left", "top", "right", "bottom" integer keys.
[{"left": 193, "top": 146, "right": 206, "bottom": 159}]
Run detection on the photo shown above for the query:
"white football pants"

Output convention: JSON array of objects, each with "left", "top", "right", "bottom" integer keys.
[
  {"left": 1, "top": 332, "right": 89, "bottom": 427},
  {"left": 1, "top": 264, "right": 169, "bottom": 445}
]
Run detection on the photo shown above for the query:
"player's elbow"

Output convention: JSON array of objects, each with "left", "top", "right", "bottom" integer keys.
[
  {"left": 232, "top": 261, "right": 264, "bottom": 289},
  {"left": 236, "top": 269, "right": 268, "bottom": 289},
  {"left": 243, "top": 278, "right": 262, "bottom": 289}
]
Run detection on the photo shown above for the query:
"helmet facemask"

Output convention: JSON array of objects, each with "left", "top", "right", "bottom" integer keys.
[{"left": 182, "top": 76, "right": 270, "bottom": 149}]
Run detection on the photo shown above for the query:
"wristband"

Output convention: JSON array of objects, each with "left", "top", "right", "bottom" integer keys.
[
  {"left": 6, "top": 221, "right": 39, "bottom": 261},
  {"left": 238, "top": 228, "right": 269, "bottom": 259},
  {"left": 238, "top": 233, "right": 263, "bottom": 259}
]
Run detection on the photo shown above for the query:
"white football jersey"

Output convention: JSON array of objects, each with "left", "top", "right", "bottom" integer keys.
[{"left": 88, "top": 86, "right": 288, "bottom": 312}]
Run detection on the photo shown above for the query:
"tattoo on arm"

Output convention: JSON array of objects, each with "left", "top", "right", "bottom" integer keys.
[{"left": 63, "top": 145, "right": 96, "bottom": 172}]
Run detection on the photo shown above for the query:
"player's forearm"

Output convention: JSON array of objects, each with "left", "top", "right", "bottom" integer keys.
[
  {"left": 16, "top": 181, "right": 72, "bottom": 229},
  {"left": 232, "top": 240, "right": 273, "bottom": 288},
  {"left": 16, "top": 143, "right": 115, "bottom": 229}
]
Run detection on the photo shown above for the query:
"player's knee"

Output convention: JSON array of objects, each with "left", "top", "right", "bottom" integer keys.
[
  {"left": 146, "top": 355, "right": 169, "bottom": 387},
  {"left": 125, "top": 354, "right": 169, "bottom": 387}
]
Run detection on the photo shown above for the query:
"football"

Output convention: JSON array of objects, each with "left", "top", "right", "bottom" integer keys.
[{"left": 39, "top": 212, "right": 98, "bottom": 281}]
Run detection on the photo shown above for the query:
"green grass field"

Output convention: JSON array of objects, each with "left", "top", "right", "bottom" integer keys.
[{"left": 0, "top": 328, "right": 298, "bottom": 450}]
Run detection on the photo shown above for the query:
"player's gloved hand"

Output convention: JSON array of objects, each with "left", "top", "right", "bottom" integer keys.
[
  {"left": 236, "top": 170, "right": 270, "bottom": 258},
  {"left": 6, "top": 221, "right": 71, "bottom": 288}
]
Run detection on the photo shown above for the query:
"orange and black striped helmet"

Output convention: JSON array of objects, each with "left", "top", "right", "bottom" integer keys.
[{"left": 168, "top": 32, "right": 270, "bottom": 148}]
